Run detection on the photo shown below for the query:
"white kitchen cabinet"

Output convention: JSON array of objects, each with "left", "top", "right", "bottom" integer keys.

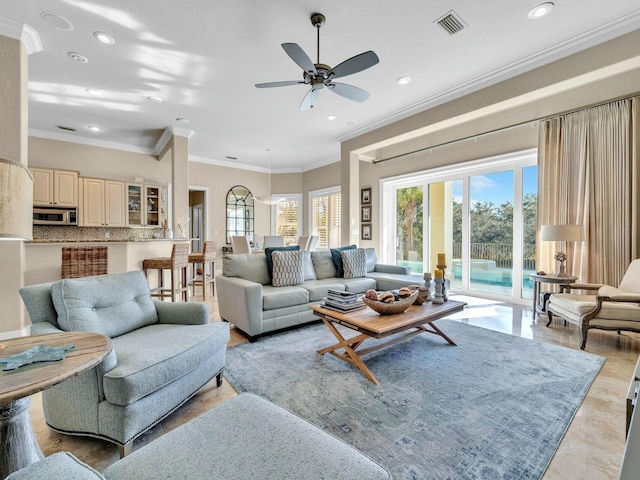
[{"left": 31, "top": 167, "right": 78, "bottom": 207}]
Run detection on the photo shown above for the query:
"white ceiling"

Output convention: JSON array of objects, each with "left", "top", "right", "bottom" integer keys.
[{"left": 2, "top": 1, "right": 640, "bottom": 172}]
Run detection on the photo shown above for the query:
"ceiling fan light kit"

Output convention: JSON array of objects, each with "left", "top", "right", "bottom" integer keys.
[{"left": 255, "top": 13, "right": 379, "bottom": 111}]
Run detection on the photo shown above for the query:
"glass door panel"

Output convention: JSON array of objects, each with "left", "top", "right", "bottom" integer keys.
[
  {"left": 522, "top": 166, "right": 538, "bottom": 299},
  {"left": 396, "top": 186, "right": 424, "bottom": 273},
  {"left": 469, "top": 171, "right": 514, "bottom": 295},
  {"left": 449, "top": 180, "right": 463, "bottom": 289}
]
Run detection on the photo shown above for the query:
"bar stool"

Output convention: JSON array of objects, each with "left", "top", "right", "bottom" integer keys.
[
  {"left": 61, "top": 246, "right": 108, "bottom": 279},
  {"left": 143, "top": 243, "right": 189, "bottom": 302},
  {"left": 188, "top": 240, "right": 217, "bottom": 300}
]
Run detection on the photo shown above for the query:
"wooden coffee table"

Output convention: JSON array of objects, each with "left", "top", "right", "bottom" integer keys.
[
  {"left": 311, "top": 300, "right": 466, "bottom": 385},
  {"left": 0, "top": 332, "right": 112, "bottom": 477}
]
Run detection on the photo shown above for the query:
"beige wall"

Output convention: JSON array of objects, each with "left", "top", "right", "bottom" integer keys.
[{"left": 0, "top": 36, "right": 27, "bottom": 163}]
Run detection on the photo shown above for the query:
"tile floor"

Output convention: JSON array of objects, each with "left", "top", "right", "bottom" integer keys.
[{"left": 26, "top": 292, "right": 640, "bottom": 479}]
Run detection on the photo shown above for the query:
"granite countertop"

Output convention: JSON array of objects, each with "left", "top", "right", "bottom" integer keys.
[{"left": 27, "top": 238, "right": 192, "bottom": 244}]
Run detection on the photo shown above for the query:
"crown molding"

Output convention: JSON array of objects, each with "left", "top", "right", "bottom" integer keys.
[
  {"left": 0, "top": 17, "right": 43, "bottom": 54},
  {"left": 29, "top": 128, "right": 157, "bottom": 156},
  {"left": 337, "top": 10, "right": 640, "bottom": 143}
]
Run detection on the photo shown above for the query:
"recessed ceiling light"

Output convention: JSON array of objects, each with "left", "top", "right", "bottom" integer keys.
[
  {"left": 93, "top": 31, "right": 115, "bottom": 45},
  {"left": 397, "top": 76, "right": 412, "bottom": 85},
  {"left": 528, "top": 2, "right": 554, "bottom": 19},
  {"left": 85, "top": 88, "right": 101, "bottom": 96},
  {"left": 345, "top": 121, "right": 357, "bottom": 127},
  {"left": 87, "top": 125, "right": 101, "bottom": 132},
  {"left": 67, "top": 52, "right": 88, "bottom": 63},
  {"left": 147, "top": 96, "right": 162, "bottom": 103},
  {"left": 326, "top": 115, "right": 337, "bottom": 121},
  {"left": 176, "top": 118, "right": 189, "bottom": 124},
  {"left": 41, "top": 12, "right": 73, "bottom": 31}
]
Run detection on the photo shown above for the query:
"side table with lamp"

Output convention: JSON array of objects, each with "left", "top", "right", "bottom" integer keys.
[{"left": 531, "top": 224, "right": 584, "bottom": 316}]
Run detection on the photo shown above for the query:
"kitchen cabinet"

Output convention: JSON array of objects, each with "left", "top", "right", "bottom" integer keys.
[
  {"left": 127, "top": 184, "right": 162, "bottom": 227},
  {"left": 81, "top": 178, "right": 125, "bottom": 227},
  {"left": 31, "top": 167, "right": 78, "bottom": 207}
]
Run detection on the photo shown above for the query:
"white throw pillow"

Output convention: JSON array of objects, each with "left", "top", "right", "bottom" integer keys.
[
  {"left": 271, "top": 250, "right": 305, "bottom": 287},
  {"left": 341, "top": 248, "right": 367, "bottom": 279}
]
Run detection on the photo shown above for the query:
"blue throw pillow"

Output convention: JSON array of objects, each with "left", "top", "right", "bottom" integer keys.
[
  {"left": 265, "top": 245, "right": 301, "bottom": 281},
  {"left": 330, "top": 245, "right": 357, "bottom": 278}
]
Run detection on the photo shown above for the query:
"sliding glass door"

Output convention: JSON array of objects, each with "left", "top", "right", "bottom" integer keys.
[{"left": 381, "top": 149, "right": 537, "bottom": 304}]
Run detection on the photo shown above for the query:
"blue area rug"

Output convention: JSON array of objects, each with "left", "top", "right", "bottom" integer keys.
[{"left": 224, "top": 320, "right": 604, "bottom": 480}]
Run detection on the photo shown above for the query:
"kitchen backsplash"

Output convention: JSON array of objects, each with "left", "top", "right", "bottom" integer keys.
[{"left": 33, "top": 226, "right": 165, "bottom": 241}]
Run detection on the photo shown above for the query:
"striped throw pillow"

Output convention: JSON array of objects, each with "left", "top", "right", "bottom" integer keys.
[
  {"left": 271, "top": 250, "right": 305, "bottom": 287},
  {"left": 341, "top": 248, "right": 367, "bottom": 279}
]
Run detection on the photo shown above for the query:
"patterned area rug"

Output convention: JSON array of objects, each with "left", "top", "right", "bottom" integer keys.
[{"left": 224, "top": 320, "right": 604, "bottom": 480}]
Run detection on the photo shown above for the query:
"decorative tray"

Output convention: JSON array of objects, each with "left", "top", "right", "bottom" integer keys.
[{"left": 0, "top": 344, "right": 76, "bottom": 371}]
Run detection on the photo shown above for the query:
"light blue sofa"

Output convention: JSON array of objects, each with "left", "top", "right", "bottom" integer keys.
[
  {"left": 19, "top": 271, "right": 230, "bottom": 457},
  {"left": 217, "top": 248, "right": 420, "bottom": 341},
  {"left": 7, "top": 394, "right": 392, "bottom": 480}
]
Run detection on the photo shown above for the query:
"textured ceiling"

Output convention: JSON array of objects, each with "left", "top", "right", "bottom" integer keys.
[{"left": 1, "top": 1, "right": 640, "bottom": 172}]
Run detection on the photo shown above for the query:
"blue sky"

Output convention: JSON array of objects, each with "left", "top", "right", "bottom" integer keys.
[{"left": 453, "top": 166, "right": 537, "bottom": 205}]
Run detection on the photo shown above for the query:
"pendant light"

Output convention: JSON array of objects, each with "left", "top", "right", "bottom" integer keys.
[{"left": 254, "top": 149, "right": 285, "bottom": 205}]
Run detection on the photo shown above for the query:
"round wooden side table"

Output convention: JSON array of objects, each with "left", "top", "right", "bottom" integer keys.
[
  {"left": 529, "top": 273, "right": 578, "bottom": 316},
  {"left": 0, "top": 332, "right": 112, "bottom": 478}
]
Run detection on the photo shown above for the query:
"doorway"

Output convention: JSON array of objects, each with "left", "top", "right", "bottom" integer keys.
[{"left": 189, "top": 186, "right": 210, "bottom": 253}]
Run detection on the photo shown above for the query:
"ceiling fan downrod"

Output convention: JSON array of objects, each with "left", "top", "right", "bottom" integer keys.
[{"left": 310, "top": 13, "right": 325, "bottom": 65}]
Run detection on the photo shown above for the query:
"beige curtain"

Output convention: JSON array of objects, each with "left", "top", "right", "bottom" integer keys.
[{"left": 537, "top": 97, "right": 640, "bottom": 285}]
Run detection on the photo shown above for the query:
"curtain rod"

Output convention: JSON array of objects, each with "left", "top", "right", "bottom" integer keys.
[{"left": 370, "top": 91, "right": 639, "bottom": 166}]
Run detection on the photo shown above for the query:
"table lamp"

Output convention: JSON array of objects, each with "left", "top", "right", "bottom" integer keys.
[{"left": 540, "top": 224, "right": 583, "bottom": 277}]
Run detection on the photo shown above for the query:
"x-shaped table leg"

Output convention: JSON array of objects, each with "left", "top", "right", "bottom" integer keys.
[{"left": 317, "top": 318, "right": 380, "bottom": 384}]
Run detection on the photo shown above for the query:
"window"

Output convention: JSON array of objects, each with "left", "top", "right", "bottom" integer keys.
[
  {"left": 381, "top": 149, "right": 537, "bottom": 305},
  {"left": 272, "top": 194, "right": 302, "bottom": 246},
  {"left": 309, "top": 187, "right": 341, "bottom": 249}
]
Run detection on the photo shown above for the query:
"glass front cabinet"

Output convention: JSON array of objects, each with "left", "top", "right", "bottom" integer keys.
[{"left": 127, "top": 184, "right": 163, "bottom": 227}]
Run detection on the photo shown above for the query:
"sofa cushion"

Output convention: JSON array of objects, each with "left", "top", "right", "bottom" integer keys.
[
  {"left": 223, "top": 253, "right": 270, "bottom": 285},
  {"left": 103, "top": 322, "right": 229, "bottom": 406},
  {"left": 340, "top": 277, "right": 377, "bottom": 293},
  {"left": 272, "top": 250, "right": 304, "bottom": 287},
  {"left": 19, "top": 280, "right": 60, "bottom": 329},
  {"left": 5, "top": 452, "right": 105, "bottom": 480},
  {"left": 330, "top": 245, "right": 357, "bottom": 277},
  {"left": 364, "top": 248, "right": 377, "bottom": 272},
  {"left": 262, "top": 285, "right": 309, "bottom": 310},
  {"left": 301, "top": 279, "right": 347, "bottom": 302},
  {"left": 51, "top": 271, "right": 158, "bottom": 338},
  {"left": 302, "top": 251, "right": 317, "bottom": 281},
  {"left": 311, "top": 250, "right": 337, "bottom": 279},
  {"left": 265, "top": 246, "right": 301, "bottom": 282},
  {"left": 342, "top": 248, "right": 367, "bottom": 279}
]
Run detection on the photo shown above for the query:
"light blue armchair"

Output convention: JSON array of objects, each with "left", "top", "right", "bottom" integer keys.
[{"left": 19, "top": 271, "right": 229, "bottom": 457}]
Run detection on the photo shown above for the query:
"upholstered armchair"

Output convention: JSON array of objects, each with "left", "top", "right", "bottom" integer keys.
[{"left": 547, "top": 259, "right": 640, "bottom": 349}]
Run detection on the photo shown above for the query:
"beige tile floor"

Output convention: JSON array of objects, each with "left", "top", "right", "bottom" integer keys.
[{"left": 26, "top": 292, "right": 640, "bottom": 479}]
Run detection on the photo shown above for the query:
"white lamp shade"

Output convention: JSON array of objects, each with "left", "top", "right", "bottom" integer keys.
[
  {"left": 0, "top": 158, "right": 33, "bottom": 240},
  {"left": 540, "top": 224, "right": 583, "bottom": 242}
]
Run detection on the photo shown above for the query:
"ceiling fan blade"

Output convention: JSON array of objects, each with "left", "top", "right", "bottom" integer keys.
[
  {"left": 328, "top": 82, "right": 369, "bottom": 103},
  {"left": 282, "top": 43, "right": 317, "bottom": 75},
  {"left": 255, "top": 81, "right": 303, "bottom": 88},
  {"left": 300, "top": 86, "right": 322, "bottom": 111},
  {"left": 330, "top": 51, "right": 379, "bottom": 79}
]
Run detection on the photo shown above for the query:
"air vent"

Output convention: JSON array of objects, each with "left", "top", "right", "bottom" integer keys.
[
  {"left": 56, "top": 125, "right": 76, "bottom": 132},
  {"left": 225, "top": 156, "right": 238, "bottom": 161},
  {"left": 436, "top": 11, "right": 466, "bottom": 35}
]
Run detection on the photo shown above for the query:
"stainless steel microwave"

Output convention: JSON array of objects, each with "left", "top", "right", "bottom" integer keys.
[{"left": 33, "top": 207, "right": 78, "bottom": 225}]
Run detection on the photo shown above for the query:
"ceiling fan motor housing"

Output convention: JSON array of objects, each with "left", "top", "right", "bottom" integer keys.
[{"left": 310, "top": 13, "right": 326, "bottom": 28}]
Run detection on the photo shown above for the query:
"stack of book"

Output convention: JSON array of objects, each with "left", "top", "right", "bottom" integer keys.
[{"left": 322, "top": 289, "right": 366, "bottom": 312}]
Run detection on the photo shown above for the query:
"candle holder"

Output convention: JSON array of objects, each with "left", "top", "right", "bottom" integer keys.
[
  {"left": 437, "top": 264, "right": 448, "bottom": 301},
  {"left": 433, "top": 277, "right": 444, "bottom": 304}
]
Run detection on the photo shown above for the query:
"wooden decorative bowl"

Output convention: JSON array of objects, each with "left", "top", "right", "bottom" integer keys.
[{"left": 362, "top": 290, "right": 419, "bottom": 315}]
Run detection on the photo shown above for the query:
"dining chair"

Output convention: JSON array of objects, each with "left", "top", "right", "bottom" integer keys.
[
  {"left": 307, "top": 236, "right": 319, "bottom": 251},
  {"left": 297, "top": 236, "right": 310, "bottom": 250},
  {"left": 231, "top": 236, "right": 252, "bottom": 254}
]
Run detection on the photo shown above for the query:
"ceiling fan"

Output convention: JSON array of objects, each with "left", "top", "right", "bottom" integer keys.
[{"left": 255, "top": 13, "right": 379, "bottom": 111}]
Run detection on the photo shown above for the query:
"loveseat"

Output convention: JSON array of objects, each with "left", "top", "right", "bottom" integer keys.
[
  {"left": 217, "top": 246, "right": 421, "bottom": 341},
  {"left": 19, "top": 271, "right": 230, "bottom": 457},
  {"left": 7, "top": 393, "right": 391, "bottom": 480}
]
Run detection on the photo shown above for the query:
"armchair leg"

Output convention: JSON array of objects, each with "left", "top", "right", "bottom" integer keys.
[
  {"left": 580, "top": 324, "right": 589, "bottom": 350},
  {"left": 118, "top": 441, "right": 133, "bottom": 458},
  {"left": 546, "top": 310, "right": 554, "bottom": 327}
]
